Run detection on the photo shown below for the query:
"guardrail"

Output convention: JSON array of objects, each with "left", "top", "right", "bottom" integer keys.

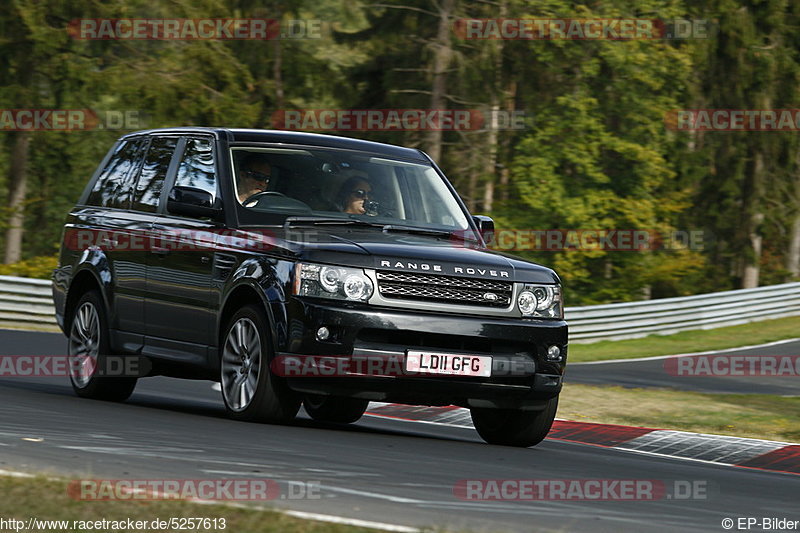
[
  {"left": 0, "top": 275, "right": 798, "bottom": 342},
  {"left": 0, "top": 275, "right": 57, "bottom": 326},
  {"left": 567, "top": 282, "right": 800, "bottom": 343}
]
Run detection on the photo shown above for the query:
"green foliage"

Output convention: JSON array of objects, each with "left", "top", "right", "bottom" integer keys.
[
  {"left": 1, "top": 0, "right": 798, "bottom": 303},
  {"left": 0, "top": 254, "right": 58, "bottom": 279}
]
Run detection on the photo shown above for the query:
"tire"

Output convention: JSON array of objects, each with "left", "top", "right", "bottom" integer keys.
[
  {"left": 220, "top": 304, "right": 301, "bottom": 423},
  {"left": 303, "top": 394, "right": 369, "bottom": 424},
  {"left": 67, "top": 291, "right": 137, "bottom": 402},
  {"left": 470, "top": 396, "right": 559, "bottom": 447}
]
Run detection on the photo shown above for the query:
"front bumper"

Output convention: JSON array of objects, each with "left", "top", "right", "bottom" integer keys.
[{"left": 279, "top": 298, "right": 568, "bottom": 409}]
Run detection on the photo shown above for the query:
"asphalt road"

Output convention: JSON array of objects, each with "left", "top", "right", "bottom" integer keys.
[
  {"left": 1, "top": 329, "right": 798, "bottom": 532},
  {"left": 568, "top": 339, "right": 800, "bottom": 395}
]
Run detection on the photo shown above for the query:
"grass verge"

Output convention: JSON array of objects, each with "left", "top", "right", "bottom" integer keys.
[
  {"left": 559, "top": 383, "right": 800, "bottom": 442},
  {"left": 0, "top": 475, "right": 387, "bottom": 533},
  {"left": 568, "top": 316, "right": 800, "bottom": 363}
]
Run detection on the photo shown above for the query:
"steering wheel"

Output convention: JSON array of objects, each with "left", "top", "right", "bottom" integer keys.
[{"left": 242, "top": 191, "right": 287, "bottom": 207}]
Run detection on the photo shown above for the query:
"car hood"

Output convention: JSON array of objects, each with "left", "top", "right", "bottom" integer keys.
[{"left": 232, "top": 226, "right": 559, "bottom": 284}]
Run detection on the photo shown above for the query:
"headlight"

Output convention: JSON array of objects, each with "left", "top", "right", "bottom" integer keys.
[
  {"left": 517, "top": 284, "right": 562, "bottom": 319},
  {"left": 294, "top": 263, "right": 374, "bottom": 302}
]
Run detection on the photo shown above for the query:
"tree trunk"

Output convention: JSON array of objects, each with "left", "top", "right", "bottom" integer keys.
[
  {"left": 481, "top": 0, "right": 505, "bottom": 213},
  {"left": 741, "top": 213, "right": 763, "bottom": 288},
  {"left": 788, "top": 214, "right": 800, "bottom": 279},
  {"left": 272, "top": 17, "right": 284, "bottom": 110},
  {"left": 4, "top": 132, "right": 31, "bottom": 264},
  {"left": 482, "top": 103, "right": 499, "bottom": 212},
  {"left": 741, "top": 150, "right": 764, "bottom": 288},
  {"left": 423, "top": 0, "right": 455, "bottom": 163},
  {"left": 467, "top": 143, "right": 479, "bottom": 211},
  {"left": 498, "top": 80, "right": 516, "bottom": 203}
]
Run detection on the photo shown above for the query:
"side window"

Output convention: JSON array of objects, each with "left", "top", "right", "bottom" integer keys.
[
  {"left": 174, "top": 138, "right": 216, "bottom": 196},
  {"left": 132, "top": 137, "right": 178, "bottom": 213},
  {"left": 86, "top": 139, "right": 145, "bottom": 209}
]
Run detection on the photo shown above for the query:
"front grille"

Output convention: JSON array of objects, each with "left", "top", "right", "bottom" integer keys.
[{"left": 376, "top": 270, "right": 513, "bottom": 308}]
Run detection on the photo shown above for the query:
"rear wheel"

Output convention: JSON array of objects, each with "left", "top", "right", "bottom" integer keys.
[
  {"left": 220, "top": 305, "right": 301, "bottom": 422},
  {"left": 470, "top": 396, "right": 559, "bottom": 447},
  {"left": 303, "top": 394, "right": 369, "bottom": 424},
  {"left": 67, "top": 291, "right": 137, "bottom": 401}
]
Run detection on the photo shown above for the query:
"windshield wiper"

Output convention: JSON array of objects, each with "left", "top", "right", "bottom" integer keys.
[
  {"left": 285, "top": 217, "right": 479, "bottom": 242},
  {"left": 381, "top": 224, "right": 479, "bottom": 242},
  {"left": 284, "top": 216, "right": 383, "bottom": 229}
]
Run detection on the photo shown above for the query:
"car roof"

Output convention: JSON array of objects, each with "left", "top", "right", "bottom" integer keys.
[{"left": 120, "top": 127, "right": 428, "bottom": 161}]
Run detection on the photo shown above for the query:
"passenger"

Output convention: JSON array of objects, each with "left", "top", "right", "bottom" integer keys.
[{"left": 337, "top": 176, "right": 373, "bottom": 215}]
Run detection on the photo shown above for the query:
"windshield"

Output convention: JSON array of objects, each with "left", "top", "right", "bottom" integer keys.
[{"left": 230, "top": 146, "right": 471, "bottom": 231}]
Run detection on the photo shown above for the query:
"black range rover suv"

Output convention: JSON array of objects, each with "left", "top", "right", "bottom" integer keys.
[{"left": 53, "top": 128, "right": 567, "bottom": 447}]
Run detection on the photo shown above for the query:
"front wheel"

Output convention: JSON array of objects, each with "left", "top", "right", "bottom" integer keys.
[
  {"left": 220, "top": 305, "right": 300, "bottom": 423},
  {"left": 303, "top": 394, "right": 369, "bottom": 424},
  {"left": 470, "top": 397, "right": 559, "bottom": 447},
  {"left": 68, "top": 291, "right": 137, "bottom": 401}
]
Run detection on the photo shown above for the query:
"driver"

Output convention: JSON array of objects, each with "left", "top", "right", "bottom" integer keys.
[{"left": 237, "top": 155, "right": 272, "bottom": 204}]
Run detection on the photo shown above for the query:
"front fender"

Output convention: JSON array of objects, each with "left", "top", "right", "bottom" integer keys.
[{"left": 218, "top": 256, "right": 293, "bottom": 356}]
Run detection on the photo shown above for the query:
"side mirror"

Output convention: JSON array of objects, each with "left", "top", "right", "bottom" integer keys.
[
  {"left": 167, "top": 186, "right": 222, "bottom": 219},
  {"left": 472, "top": 215, "right": 495, "bottom": 245}
]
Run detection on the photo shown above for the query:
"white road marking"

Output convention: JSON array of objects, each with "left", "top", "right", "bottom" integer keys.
[
  {"left": 200, "top": 470, "right": 270, "bottom": 476},
  {"left": 282, "top": 510, "right": 420, "bottom": 532},
  {"left": 319, "top": 484, "right": 424, "bottom": 504},
  {"left": 572, "top": 337, "right": 800, "bottom": 365},
  {"left": 0, "top": 469, "right": 34, "bottom": 478}
]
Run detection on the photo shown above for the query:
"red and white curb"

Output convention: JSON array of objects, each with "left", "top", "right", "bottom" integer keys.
[{"left": 364, "top": 403, "right": 800, "bottom": 475}]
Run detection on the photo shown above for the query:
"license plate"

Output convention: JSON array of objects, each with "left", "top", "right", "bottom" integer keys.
[{"left": 405, "top": 351, "right": 492, "bottom": 377}]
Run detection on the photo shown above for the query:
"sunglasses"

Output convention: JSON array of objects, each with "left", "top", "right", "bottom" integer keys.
[
  {"left": 350, "top": 189, "right": 371, "bottom": 199},
  {"left": 246, "top": 170, "right": 270, "bottom": 182}
]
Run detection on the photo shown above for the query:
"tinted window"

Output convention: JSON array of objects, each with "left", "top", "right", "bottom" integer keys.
[
  {"left": 132, "top": 137, "right": 178, "bottom": 213},
  {"left": 86, "top": 139, "right": 145, "bottom": 209},
  {"left": 174, "top": 138, "right": 216, "bottom": 196},
  {"left": 230, "top": 147, "right": 470, "bottom": 230}
]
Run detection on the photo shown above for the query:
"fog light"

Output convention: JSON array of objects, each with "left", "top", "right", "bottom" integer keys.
[
  {"left": 316, "top": 327, "right": 330, "bottom": 341},
  {"left": 546, "top": 345, "right": 561, "bottom": 361}
]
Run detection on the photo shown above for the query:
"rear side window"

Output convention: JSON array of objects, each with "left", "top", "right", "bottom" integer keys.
[
  {"left": 174, "top": 138, "right": 216, "bottom": 196},
  {"left": 132, "top": 137, "right": 178, "bottom": 213},
  {"left": 86, "top": 139, "right": 145, "bottom": 209}
]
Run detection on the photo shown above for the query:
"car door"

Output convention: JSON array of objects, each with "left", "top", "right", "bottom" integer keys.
[{"left": 144, "top": 136, "right": 218, "bottom": 363}]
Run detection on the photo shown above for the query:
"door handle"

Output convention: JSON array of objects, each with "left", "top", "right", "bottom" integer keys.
[{"left": 151, "top": 246, "right": 170, "bottom": 256}]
